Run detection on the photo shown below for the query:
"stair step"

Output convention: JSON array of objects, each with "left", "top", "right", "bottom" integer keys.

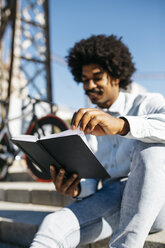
[
  {"left": 0, "top": 201, "right": 165, "bottom": 248},
  {"left": 0, "top": 242, "right": 25, "bottom": 248},
  {"left": 7, "top": 160, "right": 34, "bottom": 182},
  {"left": 0, "top": 201, "right": 60, "bottom": 247},
  {"left": 1, "top": 162, "right": 164, "bottom": 248},
  {"left": 0, "top": 181, "right": 73, "bottom": 206},
  {"left": 81, "top": 234, "right": 165, "bottom": 248},
  {"left": 6, "top": 171, "right": 35, "bottom": 182}
]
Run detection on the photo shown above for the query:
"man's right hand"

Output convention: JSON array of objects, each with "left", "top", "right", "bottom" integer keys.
[
  {"left": 71, "top": 108, "right": 130, "bottom": 136},
  {"left": 50, "top": 165, "right": 81, "bottom": 198}
]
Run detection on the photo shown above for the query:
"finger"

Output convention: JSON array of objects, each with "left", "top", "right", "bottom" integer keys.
[
  {"left": 61, "top": 173, "right": 79, "bottom": 193},
  {"left": 71, "top": 108, "right": 89, "bottom": 129},
  {"left": 50, "top": 165, "right": 56, "bottom": 181},
  {"left": 55, "top": 169, "right": 66, "bottom": 190},
  {"left": 66, "top": 178, "right": 81, "bottom": 196},
  {"left": 79, "top": 111, "right": 94, "bottom": 131},
  {"left": 83, "top": 115, "right": 101, "bottom": 133},
  {"left": 73, "top": 108, "right": 100, "bottom": 130},
  {"left": 80, "top": 109, "right": 102, "bottom": 131},
  {"left": 71, "top": 112, "right": 77, "bottom": 127}
]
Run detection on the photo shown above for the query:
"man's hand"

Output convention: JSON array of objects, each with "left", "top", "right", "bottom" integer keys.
[
  {"left": 50, "top": 165, "right": 81, "bottom": 198},
  {"left": 71, "top": 108, "right": 130, "bottom": 136}
]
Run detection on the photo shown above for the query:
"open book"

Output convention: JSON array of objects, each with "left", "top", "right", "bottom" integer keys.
[{"left": 11, "top": 129, "right": 110, "bottom": 180}]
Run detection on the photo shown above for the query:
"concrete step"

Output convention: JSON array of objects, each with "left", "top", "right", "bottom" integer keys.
[
  {"left": 1, "top": 162, "right": 165, "bottom": 248},
  {"left": 0, "top": 201, "right": 60, "bottom": 247},
  {"left": 0, "top": 242, "right": 24, "bottom": 248},
  {"left": 6, "top": 171, "right": 35, "bottom": 182},
  {"left": 6, "top": 160, "right": 35, "bottom": 182},
  {"left": 0, "top": 201, "right": 165, "bottom": 248},
  {"left": 1, "top": 160, "right": 74, "bottom": 207},
  {"left": 0, "top": 181, "right": 73, "bottom": 206},
  {"left": 82, "top": 234, "right": 165, "bottom": 248}
]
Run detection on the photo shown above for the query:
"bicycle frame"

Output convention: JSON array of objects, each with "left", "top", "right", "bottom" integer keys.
[
  {"left": 0, "top": 96, "right": 68, "bottom": 180},
  {"left": 0, "top": 115, "right": 21, "bottom": 163}
]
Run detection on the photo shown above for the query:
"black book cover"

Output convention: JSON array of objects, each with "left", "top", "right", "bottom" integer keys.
[{"left": 12, "top": 131, "right": 110, "bottom": 180}]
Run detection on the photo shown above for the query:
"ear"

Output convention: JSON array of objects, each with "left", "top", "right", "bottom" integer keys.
[{"left": 111, "top": 78, "right": 120, "bottom": 86}]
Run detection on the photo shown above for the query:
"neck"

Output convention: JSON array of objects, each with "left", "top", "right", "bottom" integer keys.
[{"left": 98, "top": 93, "right": 119, "bottom": 109}]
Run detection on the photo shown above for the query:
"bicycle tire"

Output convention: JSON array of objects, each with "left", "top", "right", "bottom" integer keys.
[
  {"left": 0, "top": 133, "right": 14, "bottom": 181},
  {"left": 0, "top": 135, "right": 9, "bottom": 180},
  {"left": 25, "top": 114, "right": 68, "bottom": 182}
]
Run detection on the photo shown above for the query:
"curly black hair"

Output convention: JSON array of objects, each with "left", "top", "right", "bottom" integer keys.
[{"left": 66, "top": 34, "right": 136, "bottom": 89}]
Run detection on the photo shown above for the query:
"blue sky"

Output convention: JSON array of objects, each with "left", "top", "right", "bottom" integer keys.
[{"left": 49, "top": 0, "right": 165, "bottom": 111}]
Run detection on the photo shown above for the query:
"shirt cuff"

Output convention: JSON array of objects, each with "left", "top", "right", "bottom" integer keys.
[
  {"left": 122, "top": 116, "right": 150, "bottom": 139},
  {"left": 76, "top": 178, "right": 99, "bottom": 200}
]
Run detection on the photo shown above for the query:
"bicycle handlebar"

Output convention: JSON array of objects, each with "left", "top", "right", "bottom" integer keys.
[
  {"left": 21, "top": 95, "right": 57, "bottom": 111},
  {"left": 0, "top": 95, "right": 58, "bottom": 123},
  {"left": 0, "top": 96, "right": 56, "bottom": 111}
]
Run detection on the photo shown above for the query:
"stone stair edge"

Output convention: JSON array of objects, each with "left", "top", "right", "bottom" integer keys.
[
  {"left": 0, "top": 242, "right": 26, "bottom": 248},
  {"left": 0, "top": 203, "right": 165, "bottom": 248},
  {"left": 1, "top": 163, "right": 165, "bottom": 248},
  {"left": 0, "top": 181, "right": 74, "bottom": 206},
  {"left": 0, "top": 181, "right": 55, "bottom": 190},
  {"left": 0, "top": 200, "right": 60, "bottom": 211}
]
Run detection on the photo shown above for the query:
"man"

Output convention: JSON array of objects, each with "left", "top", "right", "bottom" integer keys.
[{"left": 30, "top": 35, "right": 165, "bottom": 248}]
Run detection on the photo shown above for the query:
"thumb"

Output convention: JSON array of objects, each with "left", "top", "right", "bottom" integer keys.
[{"left": 50, "top": 165, "right": 56, "bottom": 181}]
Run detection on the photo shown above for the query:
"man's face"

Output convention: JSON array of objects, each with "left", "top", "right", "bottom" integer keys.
[{"left": 81, "top": 64, "right": 120, "bottom": 108}]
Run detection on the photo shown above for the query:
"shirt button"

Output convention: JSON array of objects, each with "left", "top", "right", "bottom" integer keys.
[
  {"left": 111, "top": 164, "right": 115, "bottom": 168},
  {"left": 113, "top": 144, "right": 117, "bottom": 148}
]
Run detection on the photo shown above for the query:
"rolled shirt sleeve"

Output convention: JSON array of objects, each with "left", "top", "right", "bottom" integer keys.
[
  {"left": 122, "top": 93, "right": 165, "bottom": 143},
  {"left": 124, "top": 114, "right": 165, "bottom": 143},
  {"left": 76, "top": 178, "right": 99, "bottom": 200}
]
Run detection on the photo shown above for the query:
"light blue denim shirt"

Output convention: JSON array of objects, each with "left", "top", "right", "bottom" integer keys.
[{"left": 78, "top": 91, "right": 165, "bottom": 199}]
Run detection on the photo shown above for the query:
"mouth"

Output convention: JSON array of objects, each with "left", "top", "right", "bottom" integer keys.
[{"left": 85, "top": 89, "right": 104, "bottom": 104}]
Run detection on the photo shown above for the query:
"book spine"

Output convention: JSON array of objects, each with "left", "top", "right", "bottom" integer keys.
[
  {"left": 37, "top": 141, "right": 62, "bottom": 171},
  {"left": 13, "top": 142, "right": 41, "bottom": 168}
]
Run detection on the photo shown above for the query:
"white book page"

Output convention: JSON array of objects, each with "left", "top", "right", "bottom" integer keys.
[
  {"left": 40, "top": 128, "right": 83, "bottom": 139},
  {"left": 41, "top": 128, "right": 91, "bottom": 150},
  {"left": 12, "top": 134, "right": 38, "bottom": 142},
  {"left": 12, "top": 129, "right": 92, "bottom": 151}
]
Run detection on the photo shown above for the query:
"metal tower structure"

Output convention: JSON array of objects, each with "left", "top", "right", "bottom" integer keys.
[{"left": 0, "top": 0, "right": 52, "bottom": 111}]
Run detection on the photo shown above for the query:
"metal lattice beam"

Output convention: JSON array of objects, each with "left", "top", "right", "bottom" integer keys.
[
  {"left": 0, "top": 0, "right": 52, "bottom": 104},
  {"left": 19, "top": 0, "right": 52, "bottom": 101}
]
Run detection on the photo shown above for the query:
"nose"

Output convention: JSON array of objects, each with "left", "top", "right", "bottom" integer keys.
[{"left": 84, "top": 79, "right": 96, "bottom": 90}]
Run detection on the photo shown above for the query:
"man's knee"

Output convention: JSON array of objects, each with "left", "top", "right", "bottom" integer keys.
[
  {"left": 151, "top": 203, "right": 165, "bottom": 233},
  {"left": 33, "top": 208, "right": 80, "bottom": 248},
  {"left": 132, "top": 141, "right": 165, "bottom": 171}
]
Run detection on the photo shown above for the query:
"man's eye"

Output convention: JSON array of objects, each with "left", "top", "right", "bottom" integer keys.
[
  {"left": 81, "top": 77, "right": 102, "bottom": 84},
  {"left": 93, "top": 77, "right": 101, "bottom": 83}
]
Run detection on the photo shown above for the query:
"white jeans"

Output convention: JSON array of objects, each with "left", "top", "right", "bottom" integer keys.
[{"left": 30, "top": 142, "right": 165, "bottom": 248}]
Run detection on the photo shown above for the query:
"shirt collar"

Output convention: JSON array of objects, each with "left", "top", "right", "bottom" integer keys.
[{"left": 104, "top": 91, "right": 126, "bottom": 115}]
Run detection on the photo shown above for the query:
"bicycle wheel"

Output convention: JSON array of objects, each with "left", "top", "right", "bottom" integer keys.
[
  {"left": 0, "top": 133, "right": 15, "bottom": 181},
  {"left": 25, "top": 114, "right": 68, "bottom": 182}
]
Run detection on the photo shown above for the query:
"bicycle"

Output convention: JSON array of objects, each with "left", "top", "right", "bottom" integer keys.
[{"left": 0, "top": 95, "right": 69, "bottom": 181}]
